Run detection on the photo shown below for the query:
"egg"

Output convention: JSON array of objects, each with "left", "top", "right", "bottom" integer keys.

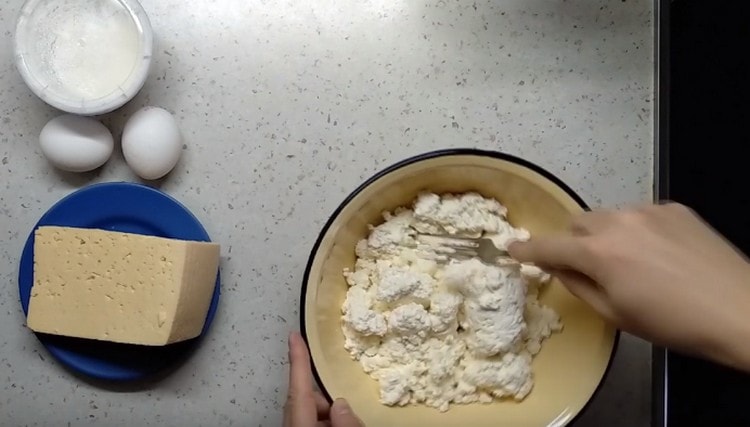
[
  {"left": 122, "top": 106, "right": 182, "bottom": 180},
  {"left": 39, "top": 115, "right": 114, "bottom": 172}
]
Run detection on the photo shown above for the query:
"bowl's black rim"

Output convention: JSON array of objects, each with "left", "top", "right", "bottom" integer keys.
[{"left": 300, "top": 148, "right": 621, "bottom": 425}]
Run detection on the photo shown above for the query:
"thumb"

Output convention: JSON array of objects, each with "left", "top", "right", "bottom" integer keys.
[{"left": 331, "top": 398, "right": 364, "bottom": 427}]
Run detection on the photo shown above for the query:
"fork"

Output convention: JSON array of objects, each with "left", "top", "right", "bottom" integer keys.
[{"left": 417, "top": 234, "right": 516, "bottom": 264}]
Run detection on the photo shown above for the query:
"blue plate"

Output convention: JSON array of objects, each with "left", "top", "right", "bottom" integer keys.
[{"left": 18, "top": 182, "right": 221, "bottom": 381}]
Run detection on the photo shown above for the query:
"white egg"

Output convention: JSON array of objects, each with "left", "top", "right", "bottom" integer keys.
[
  {"left": 122, "top": 106, "right": 182, "bottom": 180},
  {"left": 39, "top": 115, "right": 114, "bottom": 172}
]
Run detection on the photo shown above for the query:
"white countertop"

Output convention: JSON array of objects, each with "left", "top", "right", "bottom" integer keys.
[{"left": 0, "top": 0, "right": 654, "bottom": 425}]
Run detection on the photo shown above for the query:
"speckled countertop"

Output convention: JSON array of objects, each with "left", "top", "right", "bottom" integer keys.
[{"left": 0, "top": 0, "right": 654, "bottom": 426}]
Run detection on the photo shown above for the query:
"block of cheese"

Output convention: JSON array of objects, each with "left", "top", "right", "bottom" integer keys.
[{"left": 27, "top": 226, "right": 220, "bottom": 346}]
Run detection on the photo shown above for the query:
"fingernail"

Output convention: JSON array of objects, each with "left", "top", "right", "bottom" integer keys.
[
  {"left": 333, "top": 398, "right": 351, "bottom": 414},
  {"left": 288, "top": 331, "right": 299, "bottom": 351}
]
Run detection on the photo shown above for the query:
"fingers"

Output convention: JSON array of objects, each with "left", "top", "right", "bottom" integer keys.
[
  {"left": 284, "top": 332, "right": 318, "bottom": 427},
  {"left": 570, "top": 210, "right": 616, "bottom": 235},
  {"left": 330, "top": 399, "right": 364, "bottom": 427},
  {"left": 315, "top": 392, "right": 331, "bottom": 418},
  {"left": 288, "top": 332, "right": 314, "bottom": 398},
  {"left": 550, "top": 269, "right": 616, "bottom": 322},
  {"left": 508, "top": 236, "right": 589, "bottom": 272},
  {"left": 573, "top": 204, "right": 691, "bottom": 236},
  {"left": 288, "top": 333, "right": 330, "bottom": 416}
]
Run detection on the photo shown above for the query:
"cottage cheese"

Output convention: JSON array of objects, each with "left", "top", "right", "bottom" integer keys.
[{"left": 340, "top": 192, "right": 563, "bottom": 412}]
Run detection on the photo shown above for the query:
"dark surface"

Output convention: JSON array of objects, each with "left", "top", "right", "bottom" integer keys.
[{"left": 657, "top": 1, "right": 750, "bottom": 426}]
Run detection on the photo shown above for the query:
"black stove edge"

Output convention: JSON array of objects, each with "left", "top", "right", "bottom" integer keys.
[
  {"left": 652, "top": 1, "right": 669, "bottom": 427},
  {"left": 652, "top": 347, "right": 667, "bottom": 427}
]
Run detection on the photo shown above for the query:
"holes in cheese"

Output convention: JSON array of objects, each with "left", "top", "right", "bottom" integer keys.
[{"left": 27, "top": 226, "right": 220, "bottom": 346}]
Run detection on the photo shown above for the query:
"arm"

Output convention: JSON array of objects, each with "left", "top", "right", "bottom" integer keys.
[{"left": 509, "top": 203, "right": 750, "bottom": 372}]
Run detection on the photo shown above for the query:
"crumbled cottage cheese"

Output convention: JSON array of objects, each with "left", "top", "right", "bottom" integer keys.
[{"left": 340, "top": 192, "right": 563, "bottom": 412}]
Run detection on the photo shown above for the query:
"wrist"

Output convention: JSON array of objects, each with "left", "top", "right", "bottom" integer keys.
[{"left": 708, "top": 284, "right": 750, "bottom": 372}]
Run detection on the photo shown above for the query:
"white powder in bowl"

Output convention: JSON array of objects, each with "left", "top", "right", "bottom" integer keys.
[{"left": 20, "top": 0, "right": 141, "bottom": 100}]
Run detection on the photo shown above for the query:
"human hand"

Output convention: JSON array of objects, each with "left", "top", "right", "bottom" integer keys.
[
  {"left": 509, "top": 203, "right": 750, "bottom": 371},
  {"left": 283, "top": 331, "right": 364, "bottom": 427}
]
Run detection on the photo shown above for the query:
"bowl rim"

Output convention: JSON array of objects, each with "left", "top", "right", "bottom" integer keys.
[{"left": 300, "top": 148, "right": 621, "bottom": 425}]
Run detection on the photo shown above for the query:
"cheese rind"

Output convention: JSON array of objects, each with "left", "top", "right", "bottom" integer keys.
[{"left": 27, "top": 226, "right": 220, "bottom": 346}]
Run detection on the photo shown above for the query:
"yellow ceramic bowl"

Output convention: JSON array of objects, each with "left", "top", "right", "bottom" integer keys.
[{"left": 301, "top": 149, "right": 618, "bottom": 427}]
